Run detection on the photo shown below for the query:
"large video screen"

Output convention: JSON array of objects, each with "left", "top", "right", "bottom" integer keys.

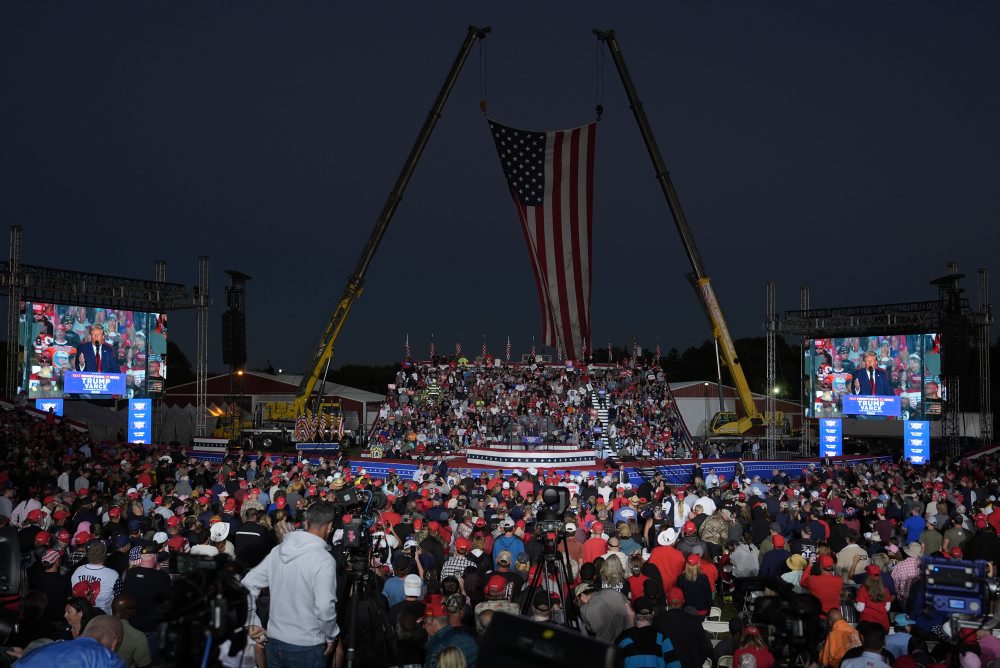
[
  {"left": 804, "top": 333, "right": 942, "bottom": 420},
  {"left": 20, "top": 302, "right": 167, "bottom": 400}
]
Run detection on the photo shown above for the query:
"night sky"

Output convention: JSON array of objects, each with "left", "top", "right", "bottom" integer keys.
[{"left": 3, "top": 3, "right": 998, "bottom": 375}]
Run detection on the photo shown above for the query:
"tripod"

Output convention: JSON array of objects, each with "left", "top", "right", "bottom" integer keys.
[
  {"left": 342, "top": 551, "right": 396, "bottom": 668},
  {"left": 519, "top": 531, "right": 579, "bottom": 630}
]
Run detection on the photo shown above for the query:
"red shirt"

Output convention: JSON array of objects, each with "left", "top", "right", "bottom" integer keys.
[
  {"left": 799, "top": 568, "right": 842, "bottom": 616},
  {"left": 583, "top": 536, "right": 608, "bottom": 564},
  {"left": 856, "top": 584, "right": 892, "bottom": 631},
  {"left": 648, "top": 545, "right": 685, "bottom": 590},
  {"left": 735, "top": 647, "right": 775, "bottom": 668}
]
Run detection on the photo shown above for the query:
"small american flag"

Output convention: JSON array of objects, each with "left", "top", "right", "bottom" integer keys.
[
  {"left": 530, "top": 339, "right": 536, "bottom": 360},
  {"left": 655, "top": 342, "right": 661, "bottom": 363},
  {"left": 632, "top": 337, "right": 638, "bottom": 360},
  {"left": 556, "top": 343, "right": 563, "bottom": 361},
  {"left": 481, "top": 338, "right": 488, "bottom": 359},
  {"left": 455, "top": 340, "right": 462, "bottom": 357},
  {"left": 607, "top": 340, "right": 613, "bottom": 362},
  {"left": 404, "top": 334, "right": 411, "bottom": 360},
  {"left": 429, "top": 338, "right": 436, "bottom": 359},
  {"left": 505, "top": 336, "right": 512, "bottom": 362}
]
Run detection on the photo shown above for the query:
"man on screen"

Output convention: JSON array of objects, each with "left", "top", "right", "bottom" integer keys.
[
  {"left": 76, "top": 324, "right": 121, "bottom": 374},
  {"left": 852, "top": 351, "right": 893, "bottom": 396}
]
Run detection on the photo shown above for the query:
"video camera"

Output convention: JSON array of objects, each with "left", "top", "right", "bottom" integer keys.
[
  {"left": 535, "top": 485, "right": 570, "bottom": 535},
  {"left": 329, "top": 485, "right": 388, "bottom": 550}
]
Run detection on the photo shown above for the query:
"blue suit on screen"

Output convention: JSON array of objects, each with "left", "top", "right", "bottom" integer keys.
[
  {"left": 853, "top": 366, "right": 892, "bottom": 396},
  {"left": 77, "top": 341, "right": 121, "bottom": 374}
]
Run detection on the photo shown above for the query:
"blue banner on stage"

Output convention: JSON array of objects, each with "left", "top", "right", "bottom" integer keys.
[
  {"left": 64, "top": 372, "right": 126, "bottom": 396},
  {"left": 842, "top": 395, "right": 901, "bottom": 417},
  {"left": 35, "top": 398, "right": 63, "bottom": 416},
  {"left": 904, "top": 420, "right": 930, "bottom": 465},
  {"left": 820, "top": 418, "right": 842, "bottom": 457},
  {"left": 128, "top": 399, "right": 151, "bottom": 445}
]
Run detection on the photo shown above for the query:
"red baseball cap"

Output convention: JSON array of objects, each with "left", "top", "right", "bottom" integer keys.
[
  {"left": 56, "top": 529, "right": 71, "bottom": 543},
  {"left": 34, "top": 531, "right": 51, "bottom": 545},
  {"left": 419, "top": 601, "right": 449, "bottom": 620},
  {"left": 686, "top": 553, "right": 700, "bottom": 566},
  {"left": 27, "top": 509, "right": 43, "bottom": 522},
  {"left": 455, "top": 537, "right": 471, "bottom": 552},
  {"left": 819, "top": 554, "right": 835, "bottom": 570},
  {"left": 224, "top": 499, "right": 236, "bottom": 512},
  {"left": 683, "top": 521, "right": 697, "bottom": 535},
  {"left": 484, "top": 575, "right": 508, "bottom": 596},
  {"left": 109, "top": 507, "right": 122, "bottom": 518},
  {"left": 53, "top": 510, "right": 70, "bottom": 521},
  {"left": 167, "top": 535, "right": 186, "bottom": 551},
  {"left": 166, "top": 516, "right": 181, "bottom": 528},
  {"left": 667, "top": 587, "right": 685, "bottom": 605},
  {"left": 772, "top": 535, "right": 785, "bottom": 548}
]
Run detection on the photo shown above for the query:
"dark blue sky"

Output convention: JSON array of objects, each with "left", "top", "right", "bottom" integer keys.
[{"left": 3, "top": 3, "right": 998, "bottom": 373}]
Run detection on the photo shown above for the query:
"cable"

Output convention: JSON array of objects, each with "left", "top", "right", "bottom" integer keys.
[
  {"left": 200, "top": 631, "right": 213, "bottom": 668},
  {"left": 479, "top": 38, "right": 488, "bottom": 115}
]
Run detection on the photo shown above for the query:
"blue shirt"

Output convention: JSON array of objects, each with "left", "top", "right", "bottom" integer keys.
[
  {"left": 382, "top": 576, "right": 406, "bottom": 608},
  {"left": 903, "top": 515, "right": 925, "bottom": 543},
  {"left": 492, "top": 534, "right": 525, "bottom": 569},
  {"left": 16, "top": 637, "right": 125, "bottom": 668}
]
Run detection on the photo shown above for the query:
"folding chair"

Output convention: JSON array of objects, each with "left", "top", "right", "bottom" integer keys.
[
  {"left": 718, "top": 656, "right": 734, "bottom": 668},
  {"left": 707, "top": 606, "right": 723, "bottom": 621},
  {"left": 702, "top": 620, "right": 730, "bottom": 640}
]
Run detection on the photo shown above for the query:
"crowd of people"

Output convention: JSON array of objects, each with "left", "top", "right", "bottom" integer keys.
[
  {"left": 368, "top": 357, "right": 689, "bottom": 459},
  {"left": 2, "top": 400, "right": 1000, "bottom": 668}
]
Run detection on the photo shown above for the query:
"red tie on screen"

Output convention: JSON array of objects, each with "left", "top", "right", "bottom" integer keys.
[
  {"left": 870, "top": 371, "right": 875, "bottom": 395},
  {"left": 96, "top": 345, "right": 102, "bottom": 372}
]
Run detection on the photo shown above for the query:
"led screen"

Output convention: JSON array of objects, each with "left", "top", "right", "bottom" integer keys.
[
  {"left": 20, "top": 302, "right": 167, "bottom": 400},
  {"left": 804, "top": 333, "right": 942, "bottom": 419}
]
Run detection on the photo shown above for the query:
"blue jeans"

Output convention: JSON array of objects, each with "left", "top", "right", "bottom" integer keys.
[{"left": 265, "top": 638, "right": 327, "bottom": 668}]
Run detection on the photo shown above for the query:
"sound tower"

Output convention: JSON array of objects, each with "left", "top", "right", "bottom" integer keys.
[
  {"left": 942, "top": 315, "right": 970, "bottom": 377},
  {"left": 221, "top": 310, "right": 247, "bottom": 368}
]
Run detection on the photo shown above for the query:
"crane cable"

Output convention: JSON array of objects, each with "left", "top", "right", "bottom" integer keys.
[
  {"left": 479, "top": 37, "right": 488, "bottom": 115},
  {"left": 595, "top": 39, "right": 605, "bottom": 121}
]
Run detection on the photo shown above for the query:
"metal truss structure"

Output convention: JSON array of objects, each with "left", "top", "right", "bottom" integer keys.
[
  {"left": 1, "top": 226, "right": 211, "bottom": 437},
  {"left": 778, "top": 264, "right": 992, "bottom": 456}
]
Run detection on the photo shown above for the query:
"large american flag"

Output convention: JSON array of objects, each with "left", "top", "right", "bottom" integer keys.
[{"left": 489, "top": 119, "right": 595, "bottom": 361}]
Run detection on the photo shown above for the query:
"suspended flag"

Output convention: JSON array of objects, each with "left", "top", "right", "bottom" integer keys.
[
  {"left": 607, "top": 340, "right": 613, "bottom": 363},
  {"left": 655, "top": 342, "right": 662, "bottom": 364},
  {"left": 404, "top": 334, "right": 411, "bottom": 360},
  {"left": 632, "top": 336, "right": 638, "bottom": 361},
  {"left": 556, "top": 342, "right": 563, "bottom": 361},
  {"left": 530, "top": 338, "right": 536, "bottom": 361},
  {"left": 429, "top": 337, "right": 436, "bottom": 359},
  {"left": 582, "top": 339, "right": 587, "bottom": 361},
  {"left": 455, "top": 340, "right": 462, "bottom": 357},
  {"left": 505, "top": 336, "right": 512, "bottom": 362},
  {"left": 488, "top": 119, "right": 595, "bottom": 362}
]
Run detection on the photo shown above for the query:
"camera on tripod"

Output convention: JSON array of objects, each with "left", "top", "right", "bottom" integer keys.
[{"left": 535, "top": 485, "right": 570, "bottom": 536}]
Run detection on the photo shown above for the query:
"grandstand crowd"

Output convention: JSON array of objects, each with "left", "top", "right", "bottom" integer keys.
[
  {"left": 2, "top": 400, "right": 1000, "bottom": 668},
  {"left": 369, "top": 358, "right": 691, "bottom": 459}
]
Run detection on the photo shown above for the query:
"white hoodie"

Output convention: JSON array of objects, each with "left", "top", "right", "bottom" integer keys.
[{"left": 242, "top": 529, "right": 339, "bottom": 646}]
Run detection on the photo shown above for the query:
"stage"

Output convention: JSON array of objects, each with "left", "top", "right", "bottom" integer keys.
[{"left": 349, "top": 452, "right": 892, "bottom": 486}]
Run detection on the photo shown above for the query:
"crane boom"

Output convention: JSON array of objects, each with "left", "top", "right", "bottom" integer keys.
[
  {"left": 595, "top": 29, "right": 765, "bottom": 435},
  {"left": 265, "top": 26, "right": 491, "bottom": 426},
  {"left": 298, "top": 26, "right": 488, "bottom": 406}
]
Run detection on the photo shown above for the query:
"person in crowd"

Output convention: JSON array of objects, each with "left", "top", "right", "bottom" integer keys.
[
  {"left": 15, "top": 614, "right": 125, "bottom": 667},
  {"left": 615, "top": 597, "right": 682, "bottom": 668},
  {"left": 733, "top": 626, "right": 775, "bottom": 668},
  {"left": 242, "top": 501, "right": 340, "bottom": 668}
]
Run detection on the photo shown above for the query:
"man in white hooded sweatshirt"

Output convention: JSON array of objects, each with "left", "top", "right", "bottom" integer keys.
[{"left": 243, "top": 500, "right": 339, "bottom": 668}]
